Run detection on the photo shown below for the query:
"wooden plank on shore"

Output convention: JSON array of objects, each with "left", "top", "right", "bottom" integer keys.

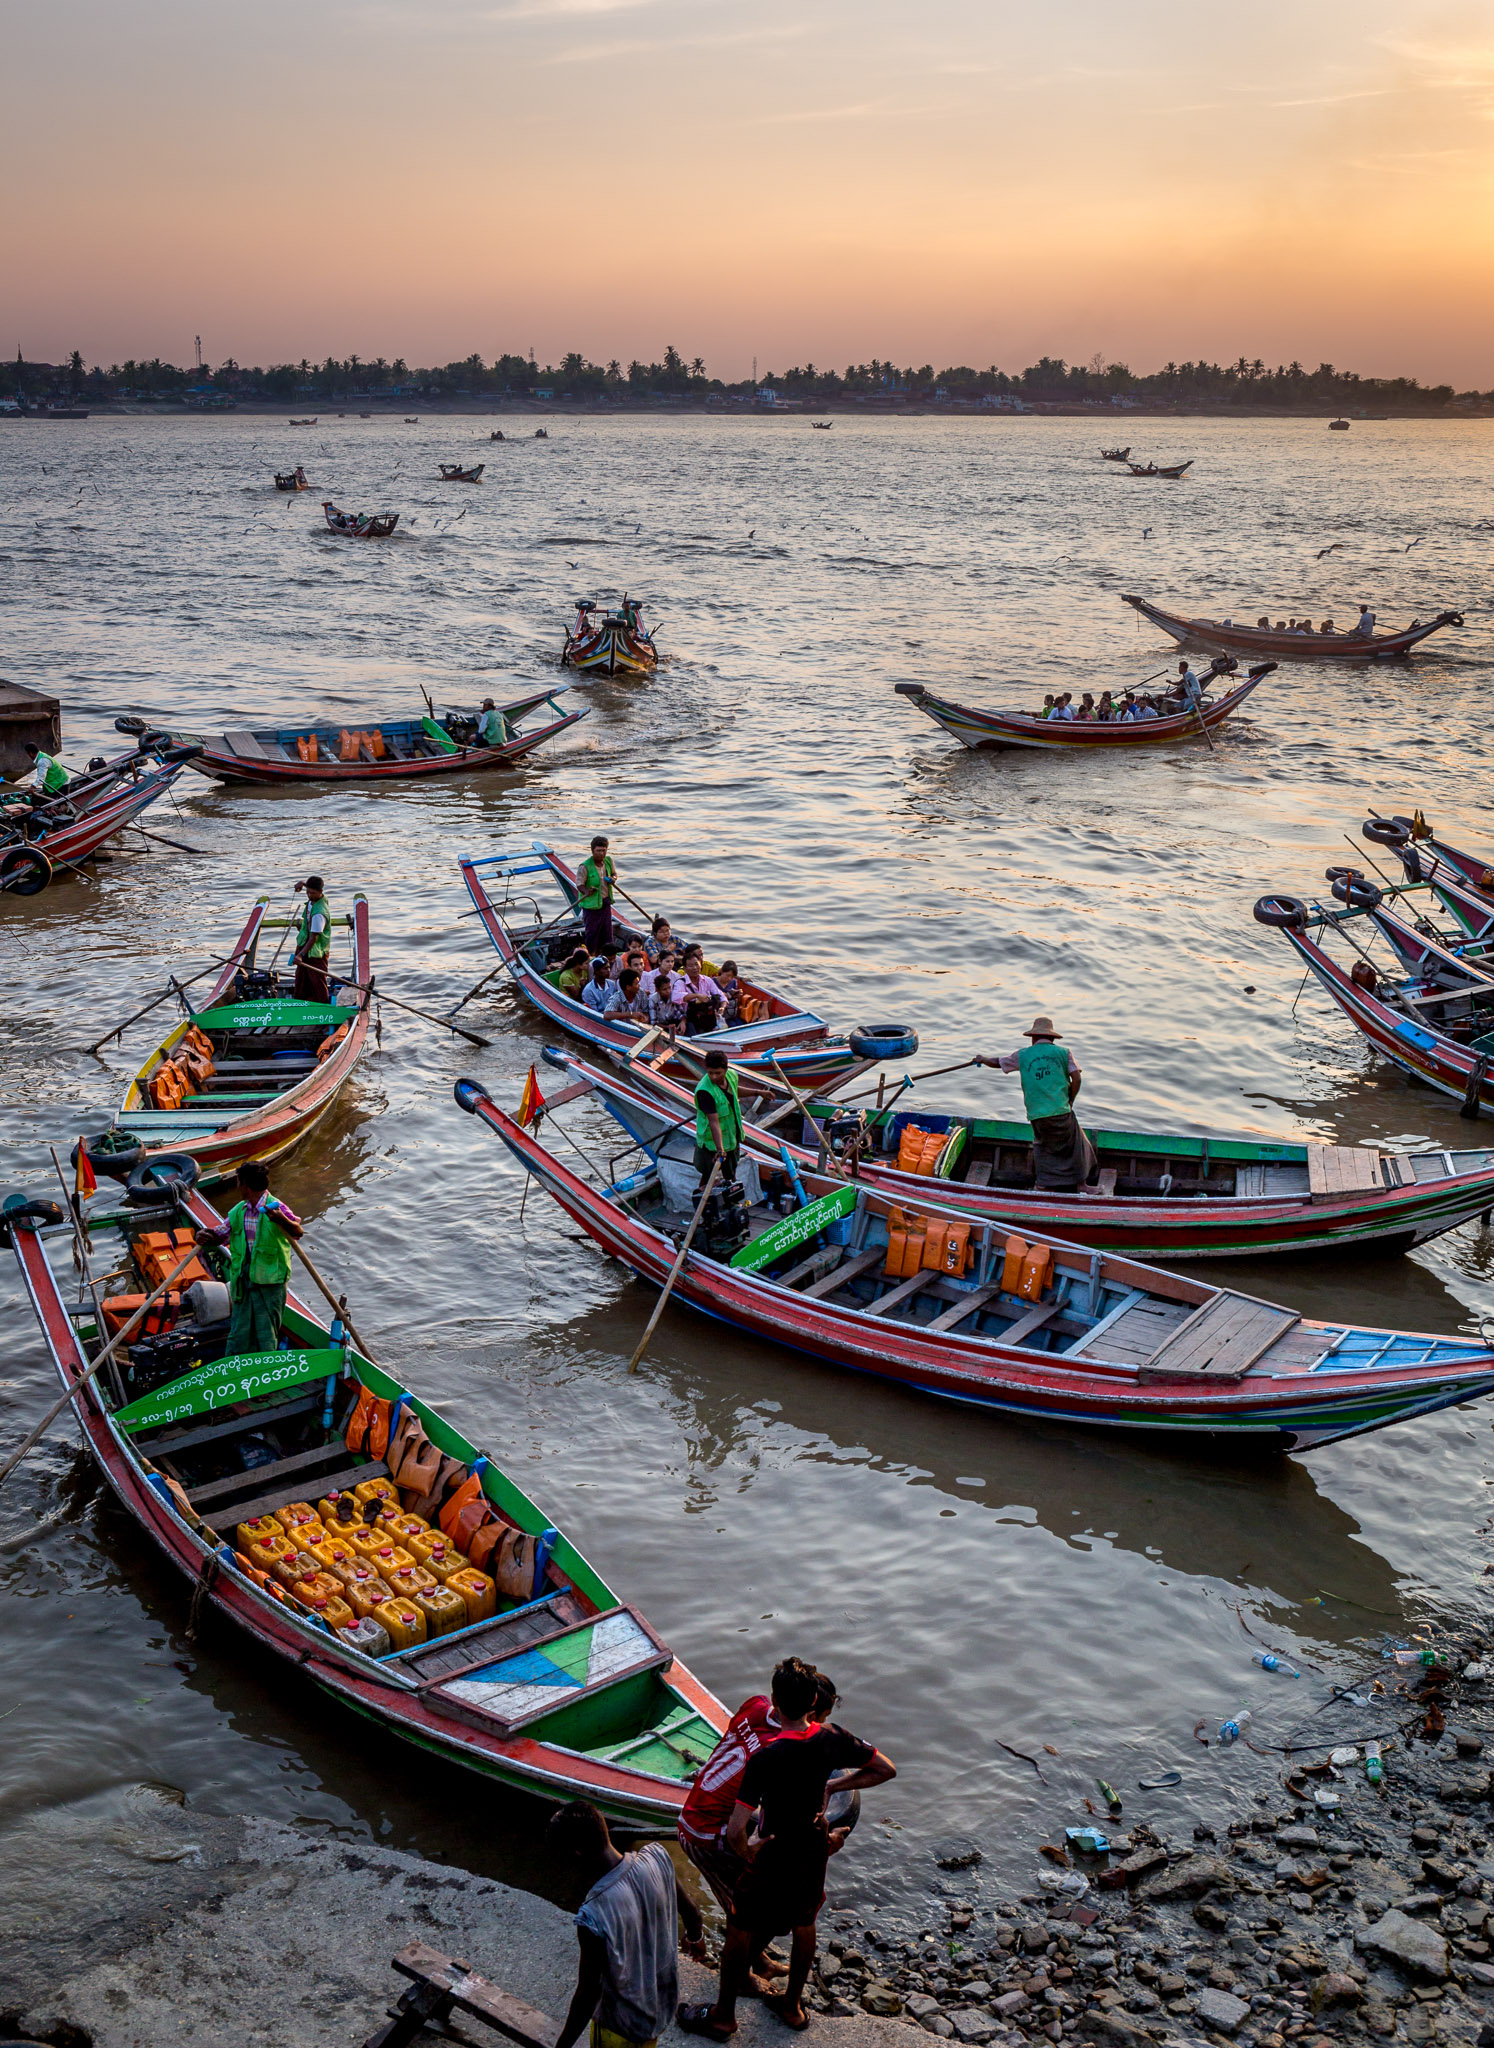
[{"left": 385, "top": 1941, "right": 559, "bottom": 2048}]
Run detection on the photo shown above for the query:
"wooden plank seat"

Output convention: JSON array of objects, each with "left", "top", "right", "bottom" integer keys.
[
  {"left": 963, "top": 1160, "right": 994, "bottom": 1187},
  {"left": 865, "top": 1269, "right": 935, "bottom": 1318},
  {"left": 799, "top": 1247, "right": 884, "bottom": 1299},
  {"left": 414, "top": 1604, "right": 673, "bottom": 1737},
  {"left": 1307, "top": 1145, "right": 1383, "bottom": 1199},
  {"left": 398, "top": 1592, "right": 589, "bottom": 1682},
  {"left": 925, "top": 1283, "right": 1003, "bottom": 1333},
  {"left": 189, "top": 1450, "right": 388, "bottom": 1531},
  {"left": 1138, "top": 1291, "right": 1299, "bottom": 1381},
  {"left": 142, "top": 1389, "right": 324, "bottom": 1460},
  {"left": 223, "top": 730, "right": 273, "bottom": 759},
  {"left": 994, "top": 1299, "right": 1062, "bottom": 1347}
]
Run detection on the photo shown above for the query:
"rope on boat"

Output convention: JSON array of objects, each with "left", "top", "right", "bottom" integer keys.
[{"left": 186, "top": 1548, "right": 221, "bottom": 1643}]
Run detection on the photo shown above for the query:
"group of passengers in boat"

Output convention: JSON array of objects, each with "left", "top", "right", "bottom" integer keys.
[
  {"left": 1035, "top": 657, "right": 1232, "bottom": 724},
  {"left": 1244, "top": 605, "right": 1375, "bottom": 637},
  {"left": 555, "top": 838, "right": 746, "bottom": 1035}
]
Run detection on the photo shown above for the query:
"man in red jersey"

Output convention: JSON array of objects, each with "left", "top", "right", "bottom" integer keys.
[{"left": 677, "top": 1660, "right": 832, "bottom": 1988}]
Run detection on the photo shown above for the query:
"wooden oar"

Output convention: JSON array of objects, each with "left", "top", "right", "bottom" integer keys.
[
  {"left": 79, "top": 953, "right": 238, "bottom": 1056},
  {"left": 0, "top": 1244, "right": 203, "bottom": 1493},
  {"left": 288, "top": 1236, "right": 377, "bottom": 1362},
  {"left": 831, "top": 1057, "right": 981, "bottom": 1106},
  {"left": 627, "top": 1158, "right": 721, "bottom": 1375},
  {"left": 133, "top": 825, "right": 218, "bottom": 856},
  {"left": 338, "top": 976, "right": 490, "bottom": 1049}
]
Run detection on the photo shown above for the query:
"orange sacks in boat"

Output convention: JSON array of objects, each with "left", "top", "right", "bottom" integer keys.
[
  {"left": 897, "top": 1125, "right": 929, "bottom": 1172},
  {"left": 184, "top": 1024, "right": 215, "bottom": 1061},
  {"left": 447, "top": 1566, "right": 497, "bottom": 1627},
  {"left": 489, "top": 1525, "right": 541, "bottom": 1603},
  {"left": 149, "top": 1065, "right": 183, "bottom": 1110},
  {"left": 883, "top": 1227, "right": 908, "bottom": 1277},
  {"left": 367, "top": 729, "right": 386, "bottom": 759},
  {"left": 436, "top": 1469, "right": 487, "bottom": 1545},
  {"left": 343, "top": 1387, "right": 394, "bottom": 1462},
  {"left": 465, "top": 1516, "right": 511, "bottom": 1576},
  {"left": 1018, "top": 1243, "right": 1054, "bottom": 1302},
  {"left": 101, "top": 1291, "right": 181, "bottom": 1337},
  {"left": 316, "top": 1022, "right": 349, "bottom": 1062},
  {"left": 338, "top": 730, "right": 359, "bottom": 762}
]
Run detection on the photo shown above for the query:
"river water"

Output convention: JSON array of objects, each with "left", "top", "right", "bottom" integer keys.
[{"left": 1, "top": 411, "right": 1492, "bottom": 1926}]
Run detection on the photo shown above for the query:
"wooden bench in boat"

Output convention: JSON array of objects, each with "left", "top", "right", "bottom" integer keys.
[
  {"left": 1137, "top": 1291, "right": 1300, "bottom": 1381},
  {"left": 187, "top": 1441, "right": 389, "bottom": 1531},
  {"left": 223, "top": 731, "right": 273, "bottom": 760},
  {"left": 1307, "top": 1146, "right": 1383, "bottom": 1199},
  {"left": 395, "top": 1598, "right": 672, "bottom": 1738},
  {"left": 365, "top": 1940, "right": 557, "bottom": 2048},
  {"left": 145, "top": 1388, "right": 326, "bottom": 1463}
]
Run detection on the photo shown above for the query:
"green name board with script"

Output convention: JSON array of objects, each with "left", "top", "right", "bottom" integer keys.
[
  {"left": 117, "top": 1347, "right": 343, "bottom": 1433},
  {"left": 729, "top": 1185, "right": 857, "bottom": 1273}
]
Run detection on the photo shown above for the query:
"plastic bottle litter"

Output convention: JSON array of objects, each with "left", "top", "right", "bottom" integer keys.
[
  {"left": 1252, "top": 1652, "right": 1300, "bottom": 1676},
  {"left": 1218, "top": 1710, "right": 1254, "bottom": 1746},
  {"left": 1386, "top": 1647, "right": 1452, "bottom": 1668},
  {"left": 1096, "top": 1778, "right": 1123, "bottom": 1812},
  {"left": 1365, "top": 1741, "right": 1383, "bottom": 1786}
]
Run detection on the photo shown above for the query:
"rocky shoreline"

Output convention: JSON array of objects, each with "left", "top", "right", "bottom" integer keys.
[{"left": 798, "top": 1636, "right": 1494, "bottom": 2048}]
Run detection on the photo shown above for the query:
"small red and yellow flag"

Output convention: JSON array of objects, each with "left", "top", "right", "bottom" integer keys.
[
  {"left": 517, "top": 1066, "right": 546, "bottom": 1129},
  {"left": 74, "top": 1139, "right": 97, "bottom": 1201}
]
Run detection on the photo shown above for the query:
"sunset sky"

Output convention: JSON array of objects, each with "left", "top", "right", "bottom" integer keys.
[{"left": 4, "top": 0, "right": 1492, "bottom": 385}]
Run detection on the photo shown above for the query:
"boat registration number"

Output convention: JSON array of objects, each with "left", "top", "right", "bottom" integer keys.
[
  {"left": 117, "top": 1346, "right": 344, "bottom": 1432},
  {"left": 731, "top": 1185, "right": 858, "bottom": 1272}
]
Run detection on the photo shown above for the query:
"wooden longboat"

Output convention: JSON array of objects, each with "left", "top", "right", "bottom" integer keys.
[
  {"left": 1123, "top": 594, "right": 1465, "bottom": 661},
  {"left": 1372, "top": 815, "right": 1494, "bottom": 899},
  {"left": 561, "top": 600, "right": 658, "bottom": 677},
  {"left": 893, "top": 670, "right": 1269, "bottom": 751},
  {"left": 458, "top": 846, "right": 872, "bottom": 1088},
  {"left": 323, "top": 501, "right": 400, "bottom": 539},
  {"left": 2, "top": 749, "right": 199, "bottom": 894},
  {"left": 150, "top": 690, "right": 584, "bottom": 787},
  {"left": 103, "top": 895, "right": 373, "bottom": 1184},
  {"left": 1126, "top": 460, "right": 1192, "bottom": 478},
  {"left": 566, "top": 1048, "right": 1494, "bottom": 1262},
  {"left": 456, "top": 1082, "right": 1494, "bottom": 1453},
  {"left": 1257, "top": 887, "right": 1494, "bottom": 1115},
  {"left": 273, "top": 467, "right": 310, "bottom": 492},
  {"left": 439, "top": 463, "right": 484, "bottom": 483},
  {"left": 5, "top": 1193, "right": 726, "bottom": 1824},
  {"left": 1100, "top": 447, "right": 1130, "bottom": 461}
]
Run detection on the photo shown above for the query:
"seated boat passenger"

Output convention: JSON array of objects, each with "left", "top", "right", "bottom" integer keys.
[
  {"left": 580, "top": 957, "right": 612, "bottom": 1013},
  {"left": 1117, "top": 690, "right": 1138, "bottom": 721},
  {"left": 716, "top": 960, "right": 742, "bottom": 1025},
  {"left": 1037, "top": 694, "right": 1056, "bottom": 720},
  {"left": 1257, "top": 617, "right": 1271, "bottom": 628},
  {"left": 1274, "top": 620, "right": 1287, "bottom": 631},
  {"left": 1076, "top": 692, "right": 1097, "bottom": 720},
  {"left": 476, "top": 698, "right": 506, "bottom": 746},
  {"left": 674, "top": 959, "right": 725, "bottom": 1034},
  {"left": 1096, "top": 692, "right": 1115, "bottom": 722},
  {"left": 603, "top": 967, "right": 650, "bottom": 1021},
  {"left": 644, "top": 917, "right": 675, "bottom": 965},
  {"left": 647, "top": 972, "right": 686, "bottom": 1032},
  {"left": 1354, "top": 604, "right": 1376, "bottom": 637},
  {"left": 1051, "top": 692, "right": 1077, "bottom": 722},
  {"left": 546, "top": 944, "right": 591, "bottom": 998},
  {"left": 1135, "top": 695, "right": 1160, "bottom": 720},
  {"left": 1320, "top": 620, "right": 1335, "bottom": 634}
]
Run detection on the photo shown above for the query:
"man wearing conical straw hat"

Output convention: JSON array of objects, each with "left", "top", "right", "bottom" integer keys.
[{"left": 976, "top": 1016, "right": 1098, "bottom": 1191}]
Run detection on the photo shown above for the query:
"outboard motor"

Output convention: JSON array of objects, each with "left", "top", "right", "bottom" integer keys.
[{"left": 698, "top": 1179, "right": 751, "bottom": 1261}]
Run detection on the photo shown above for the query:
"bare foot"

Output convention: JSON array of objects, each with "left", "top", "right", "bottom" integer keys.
[{"left": 753, "top": 1955, "right": 791, "bottom": 1979}]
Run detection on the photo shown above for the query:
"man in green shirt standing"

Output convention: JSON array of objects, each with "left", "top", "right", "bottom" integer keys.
[
  {"left": 577, "top": 835, "right": 617, "bottom": 954},
  {"left": 195, "top": 1160, "right": 305, "bottom": 1357},
  {"left": 694, "top": 1048, "right": 743, "bottom": 1188},
  {"left": 976, "top": 1015, "right": 1097, "bottom": 1190},
  {"left": 291, "top": 875, "right": 332, "bottom": 1003}
]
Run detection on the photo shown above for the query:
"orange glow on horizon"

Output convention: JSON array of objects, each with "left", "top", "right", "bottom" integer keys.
[{"left": 3, "top": 1, "right": 1491, "bottom": 386}]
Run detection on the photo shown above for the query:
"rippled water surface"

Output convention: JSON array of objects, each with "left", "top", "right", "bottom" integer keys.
[{"left": 2, "top": 412, "right": 1492, "bottom": 1918}]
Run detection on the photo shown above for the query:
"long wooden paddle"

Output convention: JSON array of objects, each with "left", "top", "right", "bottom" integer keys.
[
  {"left": 0, "top": 1243, "right": 203, "bottom": 1493},
  {"left": 288, "top": 1236, "right": 377, "bottom": 1362},
  {"left": 337, "top": 976, "right": 490, "bottom": 1048},
  {"left": 627, "top": 1158, "right": 721, "bottom": 1375},
  {"left": 831, "top": 1057, "right": 981, "bottom": 1106},
  {"left": 80, "top": 953, "right": 239, "bottom": 1056}
]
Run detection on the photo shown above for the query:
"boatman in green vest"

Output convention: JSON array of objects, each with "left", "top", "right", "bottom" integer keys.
[
  {"left": 577, "top": 835, "right": 617, "bottom": 954},
  {"left": 195, "top": 1159, "right": 305, "bottom": 1357},
  {"left": 477, "top": 698, "right": 506, "bottom": 747},
  {"left": 695, "top": 1048, "right": 743, "bottom": 1189},
  {"left": 291, "top": 874, "right": 332, "bottom": 1004},
  {"left": 976, "top": 1015, "right": 1098, "bottom": 1191},
  {"left": 22, "top": 742, "right": 71, "bottom": 795}
]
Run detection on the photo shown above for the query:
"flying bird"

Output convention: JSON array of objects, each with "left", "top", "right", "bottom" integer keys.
[
  {"left": 748, "top": 529, "right": 755, "bottom": 539},
  {"left": 1316, "top": 543, "right": 1342, "bottom": 559},
  {"left": 1141, "top": 526, "right": 1151, "bottom": 539},
  {"left": 1405, "top": 537, "right": 1423, "bottom": 552}
]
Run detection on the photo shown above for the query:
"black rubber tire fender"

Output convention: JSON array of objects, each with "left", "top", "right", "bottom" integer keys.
[
  {"left": 70, "top": 1131, "right": 146, "bottom": 1182},
  {"left": 124, "top": 1151, "right": 202, "bottom": 1204},
  {"left": 0, "top": 847, "right": 53, "bottom": 895},
  {"left": 848, "top": 1024, "right": 920, "bottom": 1061},
  {"left": 0, "top": 1195, "right": 66, "bottom": 1246},
  {"left": 1363, "top": 817, "right": 1410, "bottom": 847},
  {"left": 1253, "top": 895, "right": 1309, "bottom": 930},
  {"left": 1328, "top": 870, "right": 1383, "bottom": 911}
]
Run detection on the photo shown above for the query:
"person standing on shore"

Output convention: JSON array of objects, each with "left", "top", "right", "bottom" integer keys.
[
  {"left": 550, "top": 1800, "right": 705, "bottom": 2048},
  {"left": 976, "top": 1016, "right": 1097, "bottom": 1190},
  {"left": 578, "top": 837, "right": 617, "bottom": 954},
  {"left": 291, "top": 876, "right": 333, "bottom": 1003},
  {"left": 679, "top": 1660, "right": 895, "bottom": 2039}
]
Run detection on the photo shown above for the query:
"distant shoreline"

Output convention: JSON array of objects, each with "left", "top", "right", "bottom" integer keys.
[{"left": 7, "top": 400, "right": 1489, "bottom": 423}]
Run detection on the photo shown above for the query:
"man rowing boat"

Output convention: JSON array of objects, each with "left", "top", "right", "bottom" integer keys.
[{"left": 975, "top": 1015, "right": 1097, "bottom": 1190}]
